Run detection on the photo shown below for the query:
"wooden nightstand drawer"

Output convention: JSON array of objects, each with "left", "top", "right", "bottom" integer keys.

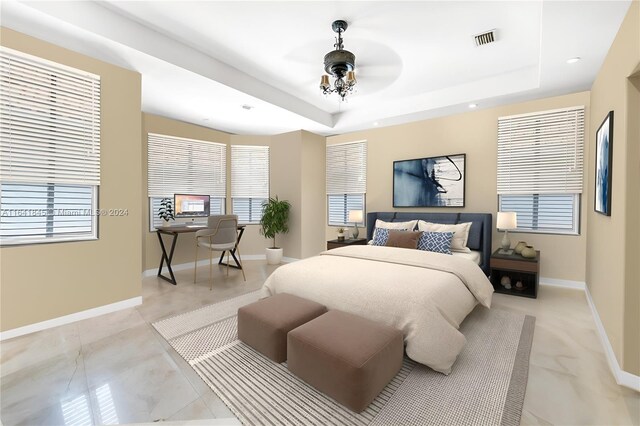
[
  {"left": 327, "top": 238, "right": 367, "bottom": 250},
  {"left": 490, "top": 257, "right": 539, "bottom": 273}
]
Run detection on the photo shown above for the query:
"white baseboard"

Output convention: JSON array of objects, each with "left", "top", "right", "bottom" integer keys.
[
  {"left": 584, "top": 285, "right": 640, "bottom": 392},
  {"left": 539, "top": 277, "right": 586, "bottom": 290},
  {"left": 0, "top": 296, "right": 142, "bottom": 341},
  {"left": 142, "top": 255, "right": 300, "bottom": 278}
]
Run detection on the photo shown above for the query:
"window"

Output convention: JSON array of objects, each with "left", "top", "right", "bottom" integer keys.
[
  {"left": 499, "top": 194, "right": 579, "bottom": 233},
  {"left": 231, "top": 145, "right": 269, "bottom": 224},
  {"left": 0, "top": 47, "right": 101, "bottom": 245},
  {"left": 497, "top": 106, "right": 584, "bottom": 234},
  {"left": 326, "top": 141, "right": 367, "bottom": 226},
  {"left": 147, "top": 133, "right": 226, "bottom": 230},
  {"left": 328, "top": 194, "right": 365, "bottom": 226}
]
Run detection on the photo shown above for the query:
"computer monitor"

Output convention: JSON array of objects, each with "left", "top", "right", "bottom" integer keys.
[{"left": 174, "top": 194, "right": 210, "bottom": 218}]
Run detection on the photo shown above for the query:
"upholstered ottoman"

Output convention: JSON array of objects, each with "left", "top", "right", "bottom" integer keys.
[
  {"left": 287, "top": 310, "right": 404, "bottom": 413},
  {"left": 237, "top": 293, "right": 327, "bottom": 363}
]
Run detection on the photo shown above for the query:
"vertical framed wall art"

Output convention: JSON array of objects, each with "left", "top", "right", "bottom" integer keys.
[{"left": 595, "top": 111, "right": 613, "bottom": 216}]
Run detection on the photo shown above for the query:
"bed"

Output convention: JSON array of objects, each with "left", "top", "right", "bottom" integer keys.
[
  {"left": 262, "top": 212, "right": 494, "bottom": 374},
  {"left": 365, "top": 212, "right": 493, "bottom": 274}
]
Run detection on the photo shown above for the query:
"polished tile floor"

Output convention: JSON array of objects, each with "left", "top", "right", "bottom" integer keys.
[{"left": 1, "top": 261, "right": 638, "bottom": 425}]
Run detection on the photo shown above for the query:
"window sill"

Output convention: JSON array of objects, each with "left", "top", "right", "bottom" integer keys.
[
  {"left": 1, "top": 235, "right": 98, "bottom": 247},
  {"left": 509, "top": 229, "right": 580, "bottom": 236}
]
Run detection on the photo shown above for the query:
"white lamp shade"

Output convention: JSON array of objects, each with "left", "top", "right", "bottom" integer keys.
[
  {"left": 497, "top": 212, "right": 517, "bottom": 230},
  {"left": 348, "top": 210, "right": 363, "bottom": 223}
]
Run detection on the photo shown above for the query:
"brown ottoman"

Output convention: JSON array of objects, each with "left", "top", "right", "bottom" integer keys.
[
  {"left": 287, "top": 310, "right": 404, "bottom": 413},
  {"left": 237, "top": 293, "right": 327, "bottom": 363}
]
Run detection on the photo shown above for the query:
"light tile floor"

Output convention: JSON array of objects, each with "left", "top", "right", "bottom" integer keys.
[{"left": 1, "top": 261, "right": 638, "bottom": 425}]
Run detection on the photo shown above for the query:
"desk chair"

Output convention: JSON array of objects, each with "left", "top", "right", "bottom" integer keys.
[{"left": 194, "top": 214, "right": 246, "bottom": 290}]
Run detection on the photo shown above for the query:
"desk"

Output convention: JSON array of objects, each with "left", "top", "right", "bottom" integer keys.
[{"left": 156, "top": 224, "right": 246, "bottom": 285}]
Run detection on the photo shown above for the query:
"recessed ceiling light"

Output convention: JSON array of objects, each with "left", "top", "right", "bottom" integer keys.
[
  {"left": 566, "top": 57, "right": 581, "bottom": 64},
  {"left": 241, "top": 104, "right": 254, "bottom": 110},
  {"left": 373, "top": 121, "right": 379, "bottom": 126},
  {"left": 468, "top": 103, "right": 478, "bottom": 109},
  {"left": 203, "top": 118, "right": 210, "bottom": 121}
]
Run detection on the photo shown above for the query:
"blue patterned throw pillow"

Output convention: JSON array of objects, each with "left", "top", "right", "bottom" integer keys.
[
  {"left": 417, "top": 231, "right": 454, "bottom": 255},
  {"left": 372, "top": 228, "right": 391, "bottom": 246}
]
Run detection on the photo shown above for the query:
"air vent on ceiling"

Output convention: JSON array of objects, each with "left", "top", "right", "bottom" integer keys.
[{"left": 474, "top": 29, "right": 496, "bottom": 46}]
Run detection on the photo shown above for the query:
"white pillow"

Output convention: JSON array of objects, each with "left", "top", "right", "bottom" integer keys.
[
  {"left": 369, "top": 219, "right": 418, "bottom": 242},
  {"left": 417, "top": 221, "right": 472, "bottom": 253}
]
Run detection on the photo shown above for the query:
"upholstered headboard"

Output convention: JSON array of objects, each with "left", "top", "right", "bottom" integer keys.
[{"left": 366, "top": 212, "right": 493, "bottom": 275}]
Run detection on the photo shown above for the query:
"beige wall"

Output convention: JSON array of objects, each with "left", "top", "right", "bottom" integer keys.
[
  {"left": 587, "top": 1, "right": 639, "bottom": 375},
  {"left": 327, "top": 92, "right": 591, "bottom": 282},
  {"left": 0, "top": 28, "right": 143, "bottom": 331},
  {"left": 624, "top": 74, "right": 639, "bottom": 375},
  {"left": 268, "top": 131, "right": 303, "bottom": 258},
  {"left": 142, "top": 114, "right": 231, "bottom": 272},
  {"left": 300, "top": 131, "right": 328, "bottom": 258}
]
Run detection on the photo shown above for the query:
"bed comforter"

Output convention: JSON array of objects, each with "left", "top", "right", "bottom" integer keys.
[{"left": 261, "top": 245, "right": 494, "bottom": 374}]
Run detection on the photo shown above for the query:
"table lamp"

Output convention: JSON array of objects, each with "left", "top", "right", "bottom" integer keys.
[
  {"left": 497, "top": 211, "right": 517, "bottom": 254},
  {"left": 348, "top": 210, "right": 363, "bottom": 239}
]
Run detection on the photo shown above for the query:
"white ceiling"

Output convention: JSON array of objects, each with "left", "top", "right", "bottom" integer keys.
[{"left": 0, "top": 0, "right": 632, "bottom": 136}]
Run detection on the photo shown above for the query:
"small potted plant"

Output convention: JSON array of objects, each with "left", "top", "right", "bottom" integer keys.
[
  {"left": 259, "top": 196, "right": 291, "bottom": 264},
  {"left": 337, "top": 227, "right": 345, "bottom": 241},
  {"left": 158, "top": 197, "right": 175, "bottom": 225}
]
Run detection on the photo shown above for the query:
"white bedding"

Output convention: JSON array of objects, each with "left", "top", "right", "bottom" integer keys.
[
  {"left": 261, "top": 245, "right": 494, "bottom": 374},
  {"left": 452, "top": 250, "right": 482, "bottom": 265}
]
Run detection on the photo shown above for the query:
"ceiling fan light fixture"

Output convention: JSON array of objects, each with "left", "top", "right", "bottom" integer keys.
[
  {"left": 320, "top": 20, "right": 358, "bottom": 101},
  {"left": 346, "top": 71, "right": 356, "bottom": 84},
  {"left": 320, "top": 74, "right": 330, "bottom": 90}
]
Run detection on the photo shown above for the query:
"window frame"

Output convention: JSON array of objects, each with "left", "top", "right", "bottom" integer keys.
[
  {"left": 498, "top": 193, "right": 580, "bottom": 236},
  {"left": 497, "top": 106, "right": 584, "bottom": 236},
  {"left": 326, "top": 141, "right": 367, "bottom": 228},
  {"left": 1, "top": 183, "right": 98, "bottom": 246},
  {"left": 0, "top": 48, "right": 101, "bottom": 246},
  {"left": 327, "top": 193, "right": 366, "bottom": 227},
  {"left": 231, "top": 197, "right": 267, "bottom": 225}
]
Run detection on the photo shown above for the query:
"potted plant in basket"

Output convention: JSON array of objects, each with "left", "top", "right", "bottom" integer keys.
[
  {"left": 158, "top": 197, "right": 175, "bottom": 225},
  {"left": 259, "top": 196, "right": 291, "bottom": 265}
]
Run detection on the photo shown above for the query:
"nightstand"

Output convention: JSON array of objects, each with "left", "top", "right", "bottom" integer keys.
[
  {"left": 327, "top": 238, "right": 367, "bottom": 250},
  {"left": 490, "top": 249, "right": 540, "bottom": 298}
]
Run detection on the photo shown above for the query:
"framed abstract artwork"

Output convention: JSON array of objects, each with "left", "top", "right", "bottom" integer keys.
[
  {"left": 393, "top": 154, "right": 466, "bottom": 207},
  {"left": 595, "top": 111, "right": 613, "bottom": 216}
]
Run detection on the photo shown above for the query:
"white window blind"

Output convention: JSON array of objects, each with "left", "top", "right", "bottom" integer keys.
[
  {"left": 231, "top": 145, "right": 269, "bottom": 224},
  {"left": 231, "top": 145, "right": 269, "bottom": 198},
  {"left": 327, "top": 141, "right": 367, "bottom": 226},
  {"left": 497, "top": 106, "right": 584, "bottom": 235},
  {"left": 497, "top": 106, "right": 584, "bottom": 195},
  {"left": 326, "top": 141, "right": 367, "bottom": 195},
  {"left": 147, "top": 133, "right": 226, "bottom": 198},
  {"left": 0, "top": 48, "right": 100, "bottom": 245},
  {"left": 0, "top": 47, "right": 101, "bottom": 186}
]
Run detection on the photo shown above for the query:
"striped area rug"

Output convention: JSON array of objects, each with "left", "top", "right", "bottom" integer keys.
[{"left": 153, "top": 291, "right": 535, "bottom": 426}]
